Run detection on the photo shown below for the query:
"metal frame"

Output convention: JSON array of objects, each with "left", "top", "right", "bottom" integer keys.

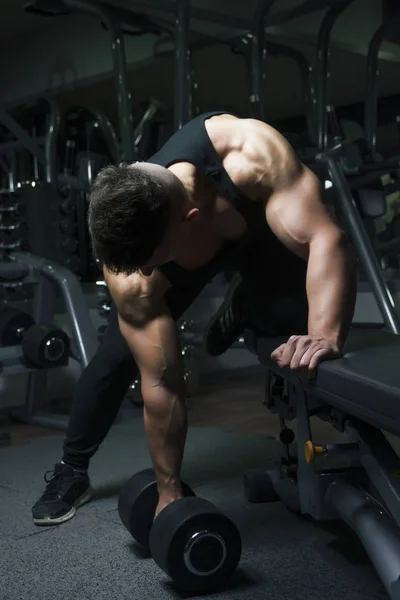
[
  {"left": 245, "top": 334, "right": 400, "bottom": 600},
  {"left": 364, "top": 19, "right": 395, "bottom": 157},
  {"left": 265, "top": 40, "right": 316, "bottom": 142},
  {"left": 316, "top": 148, "right": 400, "bottom": 334},
  {"left": 0, "top": 98, "right": 60, "bottom": 187},
  {"left": 0, "top": 251, "right": 97, "bottom": 429},
  {"left": 0, "top": 105, "right": 46, "bottom": 169},
  {"left": 62, "top": 0, "right": 135, "bottom": 162},
  {"left": 232, "top": 33, "right": 316, "bottom": 141},
  {"left": 315, "top": 0, "right": 355, "bottom": 152},
  {"left": 174, "top": 0, "right": 191, "bottom": 130},
  {"left": 126, "top": 0, "right": 350, "bottom": 33},
  {"left": 43, "top": 96, "right": 61, "bottom": 186},
  {"left": 70, "top": 104, "right": 120, "bottom": 164},
  {"left": 249, "top": 0, "right": 276, "bottom": 121}
]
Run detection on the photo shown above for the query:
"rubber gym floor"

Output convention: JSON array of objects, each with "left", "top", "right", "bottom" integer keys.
[{"left": 0, "top": 374, "right": 389, "bottom": 600}]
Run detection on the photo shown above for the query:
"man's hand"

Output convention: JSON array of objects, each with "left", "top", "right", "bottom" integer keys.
[
  {"left": 270, "top": 335, "right": 342, "bottom": 379},
  {"left": 154, "top": 491, "right": 183, "bottom": 521}
]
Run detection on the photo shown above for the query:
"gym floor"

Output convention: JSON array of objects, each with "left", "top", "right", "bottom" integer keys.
[
  {"left": 0, "top": 372, "right": 350, "bottom": 446},
  {"left": 1, "top": 372, "right": 395, "bottom": 600}
]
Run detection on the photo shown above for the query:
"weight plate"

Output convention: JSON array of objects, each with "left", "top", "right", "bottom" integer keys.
[
  {"left": 149, "top": 497, "right": 242, "bottom": 592},
  {"left": 0, "top": 307, "right": 34, "bottom": 346},
  {"left": 21, "top": 323, "right": 70, "bottom": 367},
  {"left": 243, "top": 469, "right": 279, "bottom": 504},
  {"left": 118, "top": 469, "right": 195, "bottom": 552}
]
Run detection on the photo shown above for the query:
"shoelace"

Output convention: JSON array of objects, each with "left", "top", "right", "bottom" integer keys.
[{"left": 41, "top": 469, "right": 74, "bottom": 501}]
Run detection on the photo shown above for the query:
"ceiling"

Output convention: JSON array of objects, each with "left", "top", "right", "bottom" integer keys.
[{"left": 2, "top": 0, "right": 398, "bottom": 62}]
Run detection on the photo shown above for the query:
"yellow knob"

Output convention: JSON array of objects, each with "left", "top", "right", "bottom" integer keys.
[{"left": 304, "top": 441, "right": 325, "bottom": 463}]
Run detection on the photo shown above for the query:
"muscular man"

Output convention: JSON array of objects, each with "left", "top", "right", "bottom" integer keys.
[{"left": 32, "top": 112, "right": 356, "bottom": 525}]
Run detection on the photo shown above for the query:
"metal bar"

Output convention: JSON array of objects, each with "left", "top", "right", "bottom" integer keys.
[
  {"left": 265, "top": 41, "right": 316, "bottom": 143},
  {"left": 126, "top": 0, "right": 345, "bottom": 32},
  {"left": 84, "top": 105, "right": 120, "bottom": 163},
  {"left": 249, "top": 0, "right": 276, "bottom": 121},
  {"left": 8, "top": 154, "right": 16, "bottom": 192},
  {"left": 0, "top": 137, "right": 45, "bottom": 156},
  {"left": 326, "top": 478, "right": 400, "bottom": 600},
  {"left": 315, "top": 0, "right": 354, "bottom": 152},
  {"left": 43, "top": 96, "right": 61, "bottom": 185},
  {"left": 64, "top": 0, "right": 135, "bottom": 162},
  {"left": 317, "top": 153, "right": 400, "bottom": 333},
  {"left": 133, "top": 98, "right": 164, "bottom": 147},
  {"left": 365, "top": 21, "right": 391, "bottom": 156},
  {"left": 0, "top": 106, "right": 46, "bottom": 166},
  {"left": 174, "top": 0, "right": 191, "bottom": 130},
  {"left": 346, "top": 422, "right": 400, "bottom": 529},
  {"left": 293, "top": 384, "right": 330, "bottom": 519}
]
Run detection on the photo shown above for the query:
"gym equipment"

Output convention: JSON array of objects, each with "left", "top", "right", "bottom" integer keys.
[
  {"left": 244, "top": 326, "right": 400, "bottom": 600},
  {"left": 0, "top": 307, "right": 34, "bottom": 346},
  {"left": 118, "top": 469, "right": 242, "bottom": 592},
  {"left": 118, "top": 468, "right": 195, "bottom": 551},
  {"left": 316, "top": 144, "right": 400, "bottom": 334},
  {"left": 314, "top": 0, "right": 354, "bottom": 153},
  {"left": 0, "top": 251, "right": 97, "bottom": 430},
  {"left": 26, "top": 0, "right": 135, "bottom": 161},
  {"left": 149, "top": 497, "right": 242, "bottom": 593},
  {"left": 365, "top": 17, "right": 400, "bottom": 158},
  {"left": 231, "top": 34, "right": 316, "bottom": 149},
  {"left": 21, "top": 323, "right": 70, "bottom": 367},
  {"left": 244, "top": 468, "right": 278, "bottom": 504}
]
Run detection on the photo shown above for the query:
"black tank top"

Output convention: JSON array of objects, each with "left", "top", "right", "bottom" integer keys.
[{"left": 148, "top": 112, "right": 268, "bottom": 284}]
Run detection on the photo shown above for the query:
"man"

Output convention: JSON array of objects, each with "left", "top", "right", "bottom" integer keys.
[{"left": 32, "top": 112, "right": 356, "bottom": 525}]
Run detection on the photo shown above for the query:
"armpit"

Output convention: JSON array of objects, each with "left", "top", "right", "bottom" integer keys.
[{"left": 106, "top": 267, "right": 171, "bottom": 323}]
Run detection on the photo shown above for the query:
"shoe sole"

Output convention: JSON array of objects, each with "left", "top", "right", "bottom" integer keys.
[
  {"left": 33, "top": 486, "right": 94, "bottom": 526},
  {"left": 204, "top": 273, "right": 245, "bottom": 356}
]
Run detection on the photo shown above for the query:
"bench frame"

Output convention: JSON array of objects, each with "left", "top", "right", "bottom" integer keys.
[{"left": 246, "top": 331, "right": 400, "bottom": 600}]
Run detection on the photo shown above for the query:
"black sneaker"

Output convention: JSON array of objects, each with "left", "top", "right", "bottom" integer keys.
[
  {"left": 32, "top": 462, "right": 93, "bottom": 526},
  {"left": 204, "top": 273, "right": 246, "bottom": 356}
]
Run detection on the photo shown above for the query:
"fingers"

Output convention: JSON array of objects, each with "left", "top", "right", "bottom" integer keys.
[
  {"left": 281, "top": 336, "right": 309, "bottom": 369},
  {"left": 271, "top": 337, "right": 333, "bottom": 380},
  {"left": 308, "top": 347, "right": 331, "bottom": 371},
  {"left": 270, "top": 344, "right": 286, "bottom": 362}
]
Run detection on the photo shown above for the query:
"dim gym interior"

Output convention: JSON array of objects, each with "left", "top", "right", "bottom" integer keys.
[{"left": 1, "top": 1, "right": 400, "bottom": 599}]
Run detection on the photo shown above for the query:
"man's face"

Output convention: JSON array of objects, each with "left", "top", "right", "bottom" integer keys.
[
  {"left": 139, "top": 215, "right": 183, "bottom": 276},
  {"left": 132, "top": 162, "right": 187, "bottom": 277}
]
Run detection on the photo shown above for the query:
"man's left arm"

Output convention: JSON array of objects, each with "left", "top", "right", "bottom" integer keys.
[{"left": 264, "top": 164, "right": 357, "bottom": 373}]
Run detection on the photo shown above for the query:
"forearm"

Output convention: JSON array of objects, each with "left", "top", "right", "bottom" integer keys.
[
  {"left": 306, "top": 233, "right": 357, "bottom": 349},
  {"left": 118, "top": 310, "right": 187, "bottom": 498},
  {"left": 142, "top": 381, "right": 187, "bottom": 499}
]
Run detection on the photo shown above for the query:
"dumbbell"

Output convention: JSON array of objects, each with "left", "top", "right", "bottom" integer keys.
[
  {"left": 22, "top": 323, "right": 70, "bottom": 368},
  {"left": 0, "top": 307, "right": 34, "bottom": 346},
  {"left": 118, "top": 469, "right": 242, "bottom": 593},
  {"left": 59, "top": 236, "right": 78, "bottom": 253},
  {"left": 59, "top": 220, "right": 77, "bottom": 235}
]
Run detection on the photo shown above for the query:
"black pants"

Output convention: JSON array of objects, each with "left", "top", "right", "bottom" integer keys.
[{"left": 63, "top": 230, "right": 308, "bottom": 470}]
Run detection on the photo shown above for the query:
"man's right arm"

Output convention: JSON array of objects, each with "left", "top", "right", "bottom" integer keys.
[{"left": 106, "top": 270, "right": 188, "bottom": 508}]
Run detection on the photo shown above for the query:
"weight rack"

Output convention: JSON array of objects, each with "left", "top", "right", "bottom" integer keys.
[{"left": 0, "top": 251, "right": 97, "bottom": 430}]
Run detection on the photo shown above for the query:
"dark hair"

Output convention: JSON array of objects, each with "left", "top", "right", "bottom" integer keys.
[{"left": 87, "top": 163, "right": 171, "bottom": 274}]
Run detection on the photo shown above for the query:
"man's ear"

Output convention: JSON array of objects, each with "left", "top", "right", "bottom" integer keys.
[{"left": 183, "top": 207, "right": 199, "bottom": 222}]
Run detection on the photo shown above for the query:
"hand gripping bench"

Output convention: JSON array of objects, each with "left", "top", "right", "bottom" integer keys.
[{"left": 244, "top": 327, "right": 400, "bottom": 600}]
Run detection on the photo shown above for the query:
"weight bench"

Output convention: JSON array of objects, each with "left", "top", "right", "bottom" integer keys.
[{"left": 243, "top": 327, "right": 400, "bottom": 600}]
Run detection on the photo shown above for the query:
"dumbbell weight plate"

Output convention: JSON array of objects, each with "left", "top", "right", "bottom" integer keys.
[
  {"left": 149, "top": 497, "right": 242, "bottom": 593},
  {"left": 21, "top": 323, "right": 70, "bottom": 368},
  {"left": 0, "top": 307, "right": 34, "bottom": 346},
  {"left": 59, "top": 220, "right": 77, "bottom": 235},
  {"left": 118, "top": 469, "right": 195, "bottom": 552}
]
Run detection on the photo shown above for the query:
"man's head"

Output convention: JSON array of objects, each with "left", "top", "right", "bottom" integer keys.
[{"left": 88, "top": 162, "right": 199, "bottom": 276}]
